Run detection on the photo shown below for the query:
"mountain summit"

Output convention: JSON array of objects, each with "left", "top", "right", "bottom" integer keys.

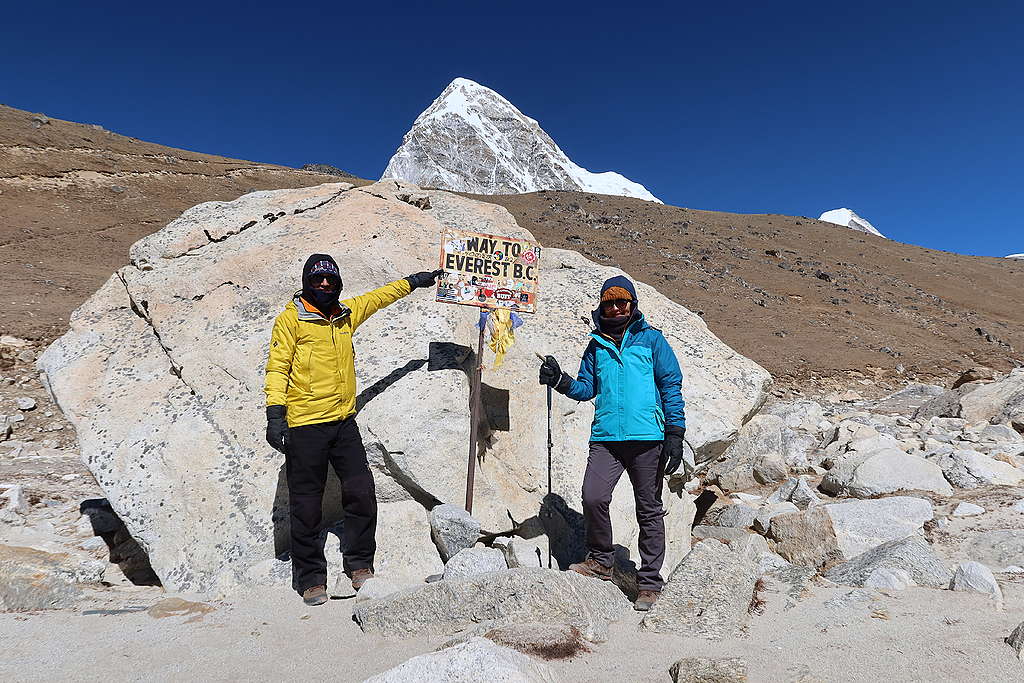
[
  {"left": 818, "top": 208, "right": 886, "bottom": 238},
  {"left": 381, "top": 78, "right": 660, "bottom": 202}
]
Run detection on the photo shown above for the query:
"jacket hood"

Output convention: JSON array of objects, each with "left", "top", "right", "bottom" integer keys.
[
  {"left": 599, "top": 275, "right": 638, "bottom": 302},
  {"left": 301, "top": 253, "right": 342, "bottom": 312},
  {"left": 591, "top": 275, "right": 643, "bottom": 331}
]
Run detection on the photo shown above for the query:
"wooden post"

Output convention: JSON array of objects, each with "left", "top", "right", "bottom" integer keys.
[{"left": 465, "top": 321, "right": 486, "bottom": 513}]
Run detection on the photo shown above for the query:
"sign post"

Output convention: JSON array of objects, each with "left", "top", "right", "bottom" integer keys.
[
  {"left": 433, "top": 229, "right": 542, "bottom": 513},
  {"left": 465, "top": 323, "right": 485, "bottom": 514}
]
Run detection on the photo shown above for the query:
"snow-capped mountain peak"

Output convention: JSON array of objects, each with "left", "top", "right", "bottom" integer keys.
[
  {"left": 818, "top": 208, "right": 886, "bottom": 238},
  {"left": 381, "top": 78, "right": 661, "bottom": 203}
]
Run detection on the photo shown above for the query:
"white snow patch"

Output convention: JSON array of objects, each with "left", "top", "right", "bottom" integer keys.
[
  {"left": 818, "top": 208, "right": 886, "bottom": 238},
  {"left": 1006, "top": 253, "right": 1024, "bottom": 260}
]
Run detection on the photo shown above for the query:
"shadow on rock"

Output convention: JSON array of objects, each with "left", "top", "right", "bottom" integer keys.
[{"left": 79, "top": 498, "right": 161, "bottom": 586}]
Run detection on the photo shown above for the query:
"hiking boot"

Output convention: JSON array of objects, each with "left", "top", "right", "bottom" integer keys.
[
  {"left": 568, "top": 557, "right": 613, "bottom": 581},
  {"left": 302, "top": 585, "right": 328, "bottom": 606},
  {"left": 351, "top": 568, "right": 374, "bottom": 591},
  {"left": 633, "top": 590, "right": 660, "bottom": 611}
]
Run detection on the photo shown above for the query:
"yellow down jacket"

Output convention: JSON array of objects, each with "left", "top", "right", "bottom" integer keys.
[{"left": 264, "top": 279, "right": 412, "bottom": 427}]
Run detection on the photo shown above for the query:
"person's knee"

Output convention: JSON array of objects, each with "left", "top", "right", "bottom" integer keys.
[
  {"left": 636, "top": 507, "right": 666, "bottom": 526},
  {"left": 341, "top": 469, "right": 376, "bottom": 501},
  {"left": 581, "top": 485, "right": 612, "bottom": 512}
]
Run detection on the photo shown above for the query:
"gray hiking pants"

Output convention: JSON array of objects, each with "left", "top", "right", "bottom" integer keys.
[{"left": 581, "top": 440, "right": 666, "bottom": 591}]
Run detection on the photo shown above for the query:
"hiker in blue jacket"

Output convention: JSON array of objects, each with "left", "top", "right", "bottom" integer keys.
[{"left": 538, "top": 275, "right": 688, "bottom": 612}]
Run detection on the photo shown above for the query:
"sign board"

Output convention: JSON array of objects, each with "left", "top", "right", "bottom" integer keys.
[{"left": 435, "top": 229, "right": 541, "bottom": 314}]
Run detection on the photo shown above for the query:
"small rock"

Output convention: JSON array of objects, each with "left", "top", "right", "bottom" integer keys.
[
  {"left": 1007, "top": 621, "right": 1024, "bottom": 660},
  {"left": 753, "top": 502, "right": 799, "bottom": 534},
  {"left": 715, "top": 504, "right": 757, "bottom": 529},
  {"left": 429, "top": 504, "right": 481, "bottom": 562},
  {"left": 752, "top": 454, "right": 789, "bottom": 484},
  {"left": 952, "top": 502, "right": 985, "bottom": 517},
  {"left": 0, "top": 484, "right": 29, "bottom": 515},
  {"left": 353, "top": 577, "right": 405, "bottom": 604},
  {"left": 950, "top": 561, "right": 1003, "bottom": 604},
  {"left": 443, "top": 547, "right": 508, "bottom": 579},
  {"left": 766, "top": 476, "right": 821, "bottom": 510},
  {"left": 15, "top": 397, "right": 36, "bottom": 411},
  {"left": 730, "top": 493, "right": 762, "bottom": 505},
  {"left": 669, "top": 657, "right": 748, "bottom": 683},
  {"left": 78, "top": 537, "right": 107, "bottom": 552}
]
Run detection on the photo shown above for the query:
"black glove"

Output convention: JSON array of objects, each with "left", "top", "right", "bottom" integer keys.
[
  {"left": 662, "top": 425, "right": 691, "bottom": 477},
  {"left": 405, "top": 269, "right": 443, "bottom": 289},
  {"left": 266, "top": 405, "right": 289, "bottom": 454},
  {"left": 538, "top": 355, "right": 572, "bottom": 394}
]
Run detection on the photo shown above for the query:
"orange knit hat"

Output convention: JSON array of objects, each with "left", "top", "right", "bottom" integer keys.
[{"left": 601, "top": 286, "right": 633, "bottom": 303}]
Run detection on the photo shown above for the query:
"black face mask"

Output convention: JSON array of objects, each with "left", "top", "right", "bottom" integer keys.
[{"left": 305, "top": 277, "right": 340, "bottom": 311}]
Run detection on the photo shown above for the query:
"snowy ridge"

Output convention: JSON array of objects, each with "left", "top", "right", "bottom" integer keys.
[
  {"left": 818, "top": 208, "right": 886, "bottom": 238},
  {"left": 382, "top": 78, "right": 661, "bottom": 202},
  {"left": 1006, "top": 254, "right": 1024, "bottom": 260}
]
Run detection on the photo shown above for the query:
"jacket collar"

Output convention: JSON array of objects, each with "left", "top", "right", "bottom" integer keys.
[
  {"left": 293, "top": 292, "right": 351, "bottom": 322},
  {"left": 590, "top": 312, "right": 648, "bottom": 349}
]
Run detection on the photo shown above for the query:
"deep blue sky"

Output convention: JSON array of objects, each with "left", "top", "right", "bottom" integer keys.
[{"left": 3, "top": 1, "right": 1021, "bottom": 257}]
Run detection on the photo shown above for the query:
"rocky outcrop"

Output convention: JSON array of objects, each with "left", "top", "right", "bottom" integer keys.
[
  {"left": 381, "top": 78, "right": 660, "bottom": 202},
  {"left": 0, "top": 544, "right": 105, "bottom": 611},
  {"left": 823, "top": 536, "right": 951, "bottom": 588},
  {"left": 770, "top": 497, "right": 934, "bottom": 569},
  {"left": 352, "top": 568, "right": 629, "bottom": 642},
  {"left": 39, "top": 180, "right": 769, "bottom": 593},
  {"left": 640, "top": 540, "right": 760, "bottom": 639}
]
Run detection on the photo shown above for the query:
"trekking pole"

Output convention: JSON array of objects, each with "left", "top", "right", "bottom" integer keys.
[
  {"left": 535, "top": 352, "right": 554, "bottom": 569},
  {"left": 546, "top": 383, "right": 553, "bottom": 569}
]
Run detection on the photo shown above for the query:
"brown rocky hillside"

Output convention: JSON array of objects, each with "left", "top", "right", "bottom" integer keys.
[
  {"left": 0, "top": 104, "right": 365, "bottom": 340},
  {"left": 467, "top": 191, "right": 1024, "bottom": 388}
]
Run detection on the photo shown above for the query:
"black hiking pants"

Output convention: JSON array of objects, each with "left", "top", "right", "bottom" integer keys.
[
  {"left": 285, "top": 417, "right": 376, "bottom": 593},
  {"left": 581, "top": 440, "right": 666, "bottom": 592}
]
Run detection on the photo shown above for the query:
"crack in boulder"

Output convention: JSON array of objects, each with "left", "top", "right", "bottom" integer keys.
[{"left": 116, "top": 272, "right": 196, "bottom": 395}]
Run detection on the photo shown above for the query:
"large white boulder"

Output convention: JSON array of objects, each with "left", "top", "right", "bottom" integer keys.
[
  {"left": 39, "top": 181, "right": 769, "bottom": 593},
  {"left": 821, "top": 449, "right": 953, "bottom": 498},
  {"left": 365, "top": 637, "right": 558, "bottom": 682},
  {"left": 769, "top": 496, "right": 934, "bottom": 568},
  {"left": 958, "top": 369, "right": 1024, "bottom": 428}
]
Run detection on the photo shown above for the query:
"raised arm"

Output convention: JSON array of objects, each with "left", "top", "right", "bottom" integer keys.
[{"left": 344, "top": 279, "right": 413, "bottom": 330}]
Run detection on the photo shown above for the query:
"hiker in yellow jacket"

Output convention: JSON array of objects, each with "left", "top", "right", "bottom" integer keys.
[{"left": 264, "top": 253, "right": 441, "bottom": 606}]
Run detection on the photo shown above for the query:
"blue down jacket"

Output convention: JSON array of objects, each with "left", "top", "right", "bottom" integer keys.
[{"left": 562, "top": 313, "right": 686, "bottom": 441}]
